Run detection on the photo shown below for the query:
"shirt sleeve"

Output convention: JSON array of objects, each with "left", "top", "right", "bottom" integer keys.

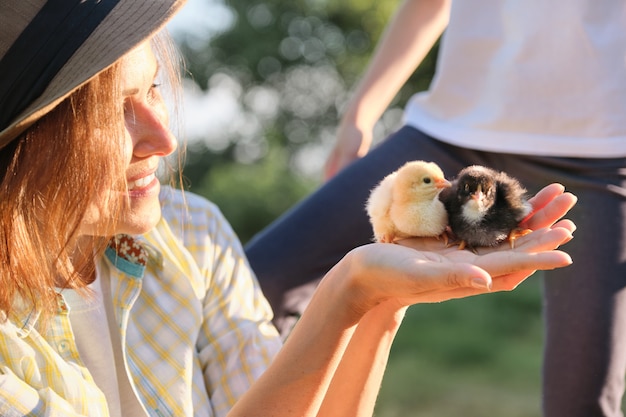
[{"left": 160, "top": 189, "right": 282, "bottom": 417}]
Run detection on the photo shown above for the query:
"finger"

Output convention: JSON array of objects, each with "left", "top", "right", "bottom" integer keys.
[
  {"left": 527, "top": 183, "right": 565, "bottom": 209},
  {"left": 490, "top": 270, "right": 537, "bottom": 291},
  {"left": 475, "top": 250, "right": 572, "bottom": 279},
  {"left": 522, "top": 192, "right": 578, "bottom": 230},
  {"left": 399, "top": 268, "right": 533, "bottom": 303},
  {"left": 399, "top": 259, "right": 491, "bottom": 292},
  {"left": 552, "top": 219, "right": 576, "bottom": 233},
  {"left": 395, "top": 268, "right": 491, "bottom": 304},
  {"left": 399, "top": 286, "right": 485, "bottom": 304}
]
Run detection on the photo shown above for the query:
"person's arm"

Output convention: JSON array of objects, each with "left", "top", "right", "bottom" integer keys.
[
  {"left": 228, "top": 184, "right": 576, "bottom": 417},
  {"left": 325, "top": 0, "right": 451, "bottom": 179},
  {"left": 316, "top": 301, "right": 405, "bottom": 416}
]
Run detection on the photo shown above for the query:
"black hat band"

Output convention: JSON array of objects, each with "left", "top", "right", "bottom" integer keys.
[{"left": 0, "top": 0, "right": 120, "bottom": 132}]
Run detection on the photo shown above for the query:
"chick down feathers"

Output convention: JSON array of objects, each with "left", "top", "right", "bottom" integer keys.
[
  {"left": 367, "top": 160, "right": 451, "bottom": 243},
  {"left": 439, "top": 165, "right": 533, "bottom": 249}
]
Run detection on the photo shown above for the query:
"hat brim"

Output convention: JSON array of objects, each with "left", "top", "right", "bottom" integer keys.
[{"left": 0, "top": 0, "right": 186, "bottom": 148}]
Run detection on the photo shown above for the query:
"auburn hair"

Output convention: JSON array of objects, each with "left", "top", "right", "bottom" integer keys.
[
  {"left": 0, "top": 33, "right": 184, "bottom": 322},
  {"left": 0, "top": 62, "right": 125, "bottom": 321}
]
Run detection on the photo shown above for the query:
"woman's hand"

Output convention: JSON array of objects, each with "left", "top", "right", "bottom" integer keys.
[{"left": 335, "top": 183, "right": 576, "bottom": 318}]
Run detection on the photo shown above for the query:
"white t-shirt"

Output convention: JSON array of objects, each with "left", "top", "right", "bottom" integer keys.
[
  {"left": 61, "top": 261, "right": 146, "bottom": 417},
  {"left": 404, "top": 0, "right": 626, "bottom": 157}
]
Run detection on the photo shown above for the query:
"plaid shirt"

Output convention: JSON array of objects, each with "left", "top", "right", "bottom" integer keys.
[{"left": 0, "top": 188, "right": 282, "bottom": 416}]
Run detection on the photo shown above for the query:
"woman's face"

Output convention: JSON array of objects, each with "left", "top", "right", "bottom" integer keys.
[{"left": 79, "top": 42, "right": 177, "bottom": 237}]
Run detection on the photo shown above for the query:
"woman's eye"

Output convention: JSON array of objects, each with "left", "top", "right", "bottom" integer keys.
[{"left": 147, "top": 83, "right": 161, "bottom": 103}]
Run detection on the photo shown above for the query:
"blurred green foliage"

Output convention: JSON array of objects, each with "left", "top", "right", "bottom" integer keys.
[
  {"left": 175, "top": 0, "right": 437, "bottom": 241},
  {"left": 182, "top": 145, "right": 315, "bottom": 243}
]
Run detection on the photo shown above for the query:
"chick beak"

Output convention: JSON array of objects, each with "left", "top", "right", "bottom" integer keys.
[
  {"left": 435, "top": 178, "right": 452, "bottom": 189},
  {"left": 471, "top": 185, "right": 484, "bottom": 201}
]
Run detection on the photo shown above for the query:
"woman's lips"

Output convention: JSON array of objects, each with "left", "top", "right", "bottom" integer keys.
[{"left": 128, "top": 172, "right": 156, "bottom": 191}]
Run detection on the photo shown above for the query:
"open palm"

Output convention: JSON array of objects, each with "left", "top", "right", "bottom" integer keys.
[{"left": 346, "top": 183, "right": 576, "bottom": 310}]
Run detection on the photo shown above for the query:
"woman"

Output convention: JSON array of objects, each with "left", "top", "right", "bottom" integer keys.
[{"left": 0, "top": 1, "right": 576, "bottom": 416}]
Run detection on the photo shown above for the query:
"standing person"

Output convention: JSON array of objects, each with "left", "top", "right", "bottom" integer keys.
[
  {"left": 244, "top": 0, "right": 626, "bottom": 415},
  {"left": 0, "top": 1, "right": 576, "bottom": 416}
]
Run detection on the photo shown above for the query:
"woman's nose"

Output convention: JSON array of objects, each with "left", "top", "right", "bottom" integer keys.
[{"left": 129, "top": 102, "right": 177, "bottom": 158}]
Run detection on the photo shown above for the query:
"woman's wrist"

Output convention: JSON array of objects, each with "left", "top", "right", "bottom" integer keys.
[
  {"left": 318, "top": 246, "right": 408, "bottom": 327},
  {"left": 313, "top": 250, "right": 372, "bottom": 326}
]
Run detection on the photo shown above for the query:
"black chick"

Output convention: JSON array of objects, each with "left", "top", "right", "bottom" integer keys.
[{"left": 439, "top": 165, "right": 532, "bottom": 250}]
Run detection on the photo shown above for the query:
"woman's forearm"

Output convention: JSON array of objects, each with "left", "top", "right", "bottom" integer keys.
[{"left": 317, "top": 301, "right": 407, "bottom": 416}]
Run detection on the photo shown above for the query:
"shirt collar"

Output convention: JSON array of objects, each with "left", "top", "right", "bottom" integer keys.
[
  {"left": 10, "top": 234, "right": 157, "bottom": 337},
  {"left": 105, "top": 234, "right": 149, "bottom": 279}
]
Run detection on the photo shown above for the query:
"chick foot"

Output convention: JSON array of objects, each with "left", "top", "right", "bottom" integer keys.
[{"left": 507, "top": 227, "right": 532, "bottom": 248}]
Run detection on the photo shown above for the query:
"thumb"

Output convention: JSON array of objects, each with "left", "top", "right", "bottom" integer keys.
[
  {"left": 438, "top": 263, "right": 493, "bottom": 291},
  {"left": 397, "top": 263, "right": 494, "bottom": 305},
  {"left": 400, "top": 260, "right": 493, "bottom": 295}
]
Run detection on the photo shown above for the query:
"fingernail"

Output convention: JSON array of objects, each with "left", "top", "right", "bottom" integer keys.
[
  {"left": 562, "top": 231, "right": 574, "bottom": 243},
  {"left": 471, "top": 278, "right": 492, "bottom": 290}
]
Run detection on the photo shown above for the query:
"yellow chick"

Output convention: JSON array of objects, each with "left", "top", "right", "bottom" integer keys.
[{"left": 367, "top": 160, "right": 451, "bottom": 243}]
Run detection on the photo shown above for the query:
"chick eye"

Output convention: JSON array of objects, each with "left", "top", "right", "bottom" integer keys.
[{"left": 423, "top": 177, "right": 432, "bottom": 184}]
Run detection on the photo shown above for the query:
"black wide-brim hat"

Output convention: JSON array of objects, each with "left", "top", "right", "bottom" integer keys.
[{"left": 0, "top": 0, "right": 187, "bottom": 149}]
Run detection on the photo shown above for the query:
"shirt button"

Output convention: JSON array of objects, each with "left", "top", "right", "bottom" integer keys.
[{"left": 57, "top": 340, "right": 70, "bottom": 353}]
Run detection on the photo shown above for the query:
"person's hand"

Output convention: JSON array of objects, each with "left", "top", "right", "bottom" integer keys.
[
  {"left": 323, "top": 122, "right": 373, "bottom": 180},
  {"left": 333, "top": 183, "right": 576, "bottom": 318}
]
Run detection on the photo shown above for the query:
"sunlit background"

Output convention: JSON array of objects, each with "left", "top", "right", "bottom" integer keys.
[{"left": 166, "top": 0, "right": 413, "bottom": 177}]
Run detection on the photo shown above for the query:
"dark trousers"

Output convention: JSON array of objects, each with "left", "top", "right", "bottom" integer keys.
[{"left": 244, "top": 126, "right": 626, "bottom": 416}]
